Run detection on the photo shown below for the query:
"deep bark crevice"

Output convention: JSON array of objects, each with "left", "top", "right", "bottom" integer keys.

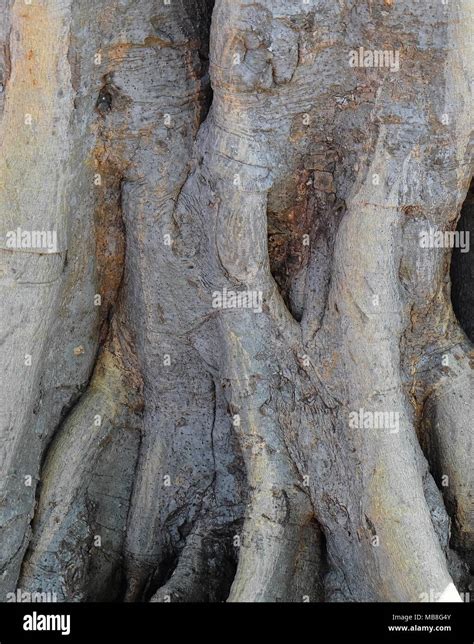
[{"left": 451, "top": 177, "right": 474, "bottom": 343}]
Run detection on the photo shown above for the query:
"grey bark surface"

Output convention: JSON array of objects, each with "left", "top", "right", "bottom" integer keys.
[{"left": 0, "top": 0, "right": 472, "bottom": 603}]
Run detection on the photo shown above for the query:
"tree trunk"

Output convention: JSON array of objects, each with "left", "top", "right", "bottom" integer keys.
[{"left": 0, "top": 0, "right": 472, "bottom": 603}]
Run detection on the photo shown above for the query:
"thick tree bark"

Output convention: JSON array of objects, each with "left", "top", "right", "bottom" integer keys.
[{"left": 0, "top": 0, "right": 472, "bottom": 603}]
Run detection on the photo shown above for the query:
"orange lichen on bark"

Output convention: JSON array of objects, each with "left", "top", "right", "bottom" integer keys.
[
  {"left": 267, "top": 169, "right": 313, "bottom": 306},
  {"left": 91, "top": 139, "right": 127, "bottom": 339}
]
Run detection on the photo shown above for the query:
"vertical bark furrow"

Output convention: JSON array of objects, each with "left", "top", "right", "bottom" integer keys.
[{"left": 19, "top": 322, "right": 143, "bottom": 601}]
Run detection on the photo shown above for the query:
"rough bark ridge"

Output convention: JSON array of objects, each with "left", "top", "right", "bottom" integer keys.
[{"left": 0, "top": 0, "right": 472, "bottom": 603}]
